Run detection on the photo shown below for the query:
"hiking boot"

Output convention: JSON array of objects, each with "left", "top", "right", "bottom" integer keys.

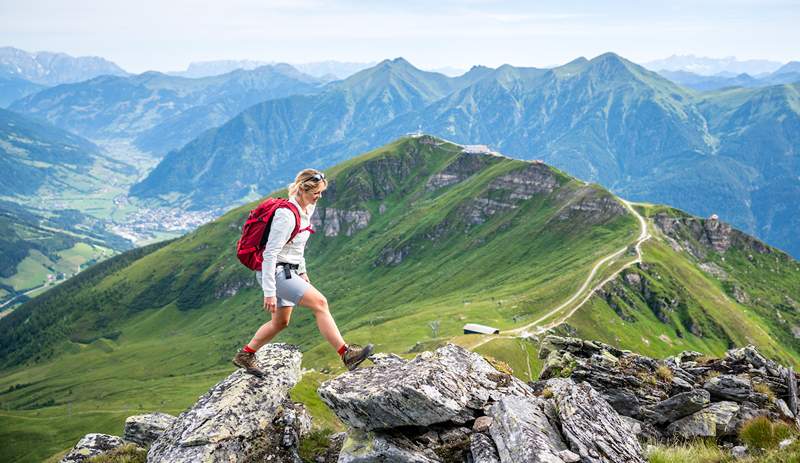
[
  {"left": 232, "top": 350, "right": 265, "bottom": 378},
  {"left": 342, "top": 343, "right": 374, "bottom": 371}
]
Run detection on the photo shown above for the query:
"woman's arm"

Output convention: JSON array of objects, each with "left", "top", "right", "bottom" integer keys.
[{"left": 261, "top": 208, "right": 294, "bottom": 297}]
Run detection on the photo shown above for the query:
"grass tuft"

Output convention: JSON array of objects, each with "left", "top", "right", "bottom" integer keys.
[
  {"left": 739, "top": 416, "right": 797, "bottom": 451},
  {"left": 656, "top": 364, "right": 674, "bottom": 382},
  {"left": 85, "top": 444, "right": 147, "bottom": 463}
]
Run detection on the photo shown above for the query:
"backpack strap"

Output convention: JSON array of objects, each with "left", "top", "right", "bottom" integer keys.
[{"left": 280, "top": 200, "right": 302, "bottom": 244}]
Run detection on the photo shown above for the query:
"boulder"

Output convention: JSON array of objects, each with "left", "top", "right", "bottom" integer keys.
[
  {"left": 338, "top": 430, "right": 440, "bottom": 463},
  {"left": 546, "top": 378, "right": 645, "bottom": 463},
  {"left": 487, "top": 396, "right": 568, "bottom": 462},
  {"left": 666, "top": 401, "right": 740, "bottom": 438},
  {"left": 469, "top": 432, "right": 500, "bottom": 463},
  {"left": 123, "top": 412, "right": 176, "bottom": 447},
  {"left": 704, "top": 375, "right": 753, "bottom": 402},
  {"left": 60, "top": 433, "right": 125, "bottom": 463},
  {"left": 647, "top": 389, "right": 710, "bottom": 424},
  {"left": 147, "top": 344, "right": 303, "bottom": 463},
  {"left": 338, "top": 427, "right": 472, "bottom": 463},
  {"left": 319, "top": 344, "right": 532, "bottom": 430}
]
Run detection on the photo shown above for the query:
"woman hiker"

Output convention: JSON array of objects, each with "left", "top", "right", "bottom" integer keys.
[{"left": 233, "top": 169, "right": 373, "bottom": 377}]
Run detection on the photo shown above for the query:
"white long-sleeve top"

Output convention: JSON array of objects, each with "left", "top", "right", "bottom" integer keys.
[{"left": 259, "top": 196, "right": 315, "bottom": 297}]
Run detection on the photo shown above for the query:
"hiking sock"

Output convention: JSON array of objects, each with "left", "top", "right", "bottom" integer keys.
[
  {"left": 337, "top": 344, "right": 348, "bottom": 357},
  {"left": 242, "top": 345, "right": 257, "bottom": 354}
]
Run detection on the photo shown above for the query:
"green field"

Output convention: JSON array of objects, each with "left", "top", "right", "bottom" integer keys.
[{"left": 1, "top": 137, "right": 798, "bottom": 462}]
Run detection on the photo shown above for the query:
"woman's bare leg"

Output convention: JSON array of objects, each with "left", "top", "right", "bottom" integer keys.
[
  {"left": 247, "top": 306, "right": 293, "bottom": 350},
  {"left": 298, "top": 285, "right": 345, "bottom": 350}
]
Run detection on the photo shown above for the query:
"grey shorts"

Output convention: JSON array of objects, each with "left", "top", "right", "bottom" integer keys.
[{"left": 256, "top": 266, "right": 312, "bottom": 308}]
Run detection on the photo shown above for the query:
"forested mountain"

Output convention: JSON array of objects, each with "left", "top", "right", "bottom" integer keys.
[{"left": 1, "top": 136, "right": 798, "bottom": 462}]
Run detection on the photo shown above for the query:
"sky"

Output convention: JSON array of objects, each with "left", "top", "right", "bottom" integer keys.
[{"left": 1, "top": 0, "right": 798, "bottom": 73}]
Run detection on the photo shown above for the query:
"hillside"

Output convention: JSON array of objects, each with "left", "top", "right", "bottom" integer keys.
[
  {"left": 0, "top": 201, "right": 129, "bottom": 309},
  {"left": 0, "top": 136, "right": 798, "bottom": 462}
]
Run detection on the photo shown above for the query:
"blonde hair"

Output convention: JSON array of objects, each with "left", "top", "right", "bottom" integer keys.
[{"left": 288, "top": 168, "right": 328, "bottom": 197}]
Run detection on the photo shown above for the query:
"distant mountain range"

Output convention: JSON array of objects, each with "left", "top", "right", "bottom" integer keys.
[
  {"left": 642, "top": 54, "right": 784, "bottom": 76},
  {"left": 0, "top": 46, "right": 127, "bottom": 85},
  {"left": 657, "top": 62, "right": 800, "bottom": 91},
  {"left": 169, "top": 59, "right": 375, "bottom": 80},
  {"left": 124, "top": 53, "right": 800, "bottom": 258},
  {"left": 9, "top": 64, "right": 324, "bottom": 155}
]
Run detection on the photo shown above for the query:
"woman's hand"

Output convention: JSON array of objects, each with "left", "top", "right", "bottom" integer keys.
[
  {"left": 263, "top": 296, "right": 277, "bottom": 313},
  {"left": 300, "top": 273, "right": 310, "bottom": 283}
]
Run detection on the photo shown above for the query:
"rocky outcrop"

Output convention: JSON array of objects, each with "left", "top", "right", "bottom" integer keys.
[
  {"left": 538, "top": 335, "right": 800, "bottom": 440},
  {"left": 123, "top": 412, "right": 176, "bottom": 447},
  {"left": 321, "top": 343, "right": 645, "bottom": 462},
  {"left": 59, "top": 433, "right": 125, "bottom": 463},
  {"left": 426, "top": 152, "right": 496, "bottom": 191},
  {"left": 147, "top": 343, "right": 306, "bottom": 463},
  {"left": 312, "top": 208, "right": 371, "bottom": 237},
  {"left": 460, "top": 163, "right": 559, "bottom": 226},
  {"left": 319, "top": 344, "right": 533, "bottom": 430},
  {"left": 653, "top": 213, "right": 774, "bottom": 258}
]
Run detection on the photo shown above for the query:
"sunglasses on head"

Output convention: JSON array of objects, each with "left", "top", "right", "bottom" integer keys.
[{"left": 310, "top": 172, "right": 326, "bottom": 182}]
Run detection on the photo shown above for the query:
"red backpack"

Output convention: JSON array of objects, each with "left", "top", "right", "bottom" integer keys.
[{"left": 236, "top": 198, "right": 301, "bottom": 271}]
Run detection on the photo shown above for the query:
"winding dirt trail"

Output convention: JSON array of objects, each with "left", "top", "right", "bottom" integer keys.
[{"left": 470, "top": 199, "right": 650, "bottom": 349}]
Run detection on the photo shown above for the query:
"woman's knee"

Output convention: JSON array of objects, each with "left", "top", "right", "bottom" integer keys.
[{"left": 309, "top": 295, "right": 329, "bottom": 314}]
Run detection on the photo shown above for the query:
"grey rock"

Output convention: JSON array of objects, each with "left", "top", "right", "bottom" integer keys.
[
  {"left": 313, "top": 208, "right": 371, "bottom": 237},
  {"left": 648, "top": 389, "right": 710, "bottom": 424},
  {"left": 671, "top": 376, "right": 694, "bottom": 393},
  {"left": 123, "top": 412, "right": 176, "bottom": 447},
  {"left": 775, "top": 398, "right": 794, "bottom": 419},
  {"left": 601, "top": 388, "right": 642, "bottom": 418},
  {"left": 147, "top": 343, "right": 303, "bottom": 463},
  {"left": 704, "top": 375, "right": 753, "bottom": 401},
  {"left": 369, "top": 352, "right": 406, "bottom": 367},
  {"left": 558, "top": 450, "right": 581, "bottom": 463},
  {"left": 60, "top": 433, "right": 125, "bottom": 463},
  {"left": 469, "top": 432, "right": 500, "bottom": 463},
  {"left": 731, "top": 445, "right": 748, "bottom": 459},
  {"left": 547, "top": 378, "right": 645, "bottom": 463},
  {"left": 319, "top": 344, "right": 532, "bottom": 430},
  {"left": 666, "top": 401, "right": 740, "bottom": 438},
  {"left": 337, "top": 430, "right": 440, "bottom": 463},
  {"left": 780, "top": 438, "right": 796, "bottom": 449},
  {"left": 487, "top": 396, "right": 568, "bottom": 463},
  {"left": 788, "top": 366, "right": 798, "bottom": 417}
]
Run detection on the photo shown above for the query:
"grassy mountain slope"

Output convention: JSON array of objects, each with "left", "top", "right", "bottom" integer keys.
[
  {"left": 0, "top": 201, "right": 129, "bottom": 307},
  {"left": 0, "top": 108, "right": 130, "bottom": 197},
  {"left": 559, "top": 204, "right": 800, "bottom": 367},
  {"left": 1, "top": 136, "right": 797, "bottom": 462}
]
